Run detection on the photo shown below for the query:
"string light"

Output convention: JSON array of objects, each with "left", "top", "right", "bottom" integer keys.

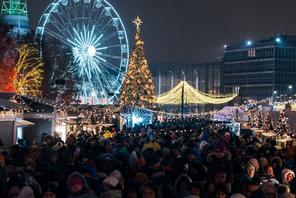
[
  {"left": 119, "top": 17, "right": 156, "bottom": 108},
  {"left": 14, "top": 44, "right": 44, "bottom": 96},
  {"left": 156, "top": 81, "right": 237, "bottom": 105}
]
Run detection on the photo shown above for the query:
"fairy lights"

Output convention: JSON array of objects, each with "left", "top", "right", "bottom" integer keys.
[{"left": 156, "top": 81, "right": 237, "bottom": 105}]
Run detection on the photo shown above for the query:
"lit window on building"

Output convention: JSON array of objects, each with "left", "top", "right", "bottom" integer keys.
[{"left": 248, "top": 49, "right": 256, "bottom": 57}]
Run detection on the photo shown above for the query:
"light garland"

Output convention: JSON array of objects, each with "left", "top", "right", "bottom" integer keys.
[
  {"left": 14, "top": 44, "right": 44, "bottom": 96},
  {"left": 156, "top": 81, "right": 237, "bottom": 105}
]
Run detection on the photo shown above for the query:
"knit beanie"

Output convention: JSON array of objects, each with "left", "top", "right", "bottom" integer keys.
[
  {"left": 271, "top": 156, "right": 283, "bottom": 168},
  {"left": 230, "top": 193, "right": 246, "bottom": 198},
  {"left": 67, "top": 172, "right": 87, "bottom": 190},
  {"left": 103, "top": 175, "right": 119, "bottom": 187},
  {"left": 43, "top": 182, "right": 58, "bottom": 195},
  {"left": 247, "top": 158, "right": 259, "bottom": 172},
  {"left": 17, "top": 186, "right": 34, "bottom": 198},
  {"left": 110, "top": 170, "right": 122, "bottom": 181},
  {"left": 282, "top": 168, "right": 295, "bottom": 181}
]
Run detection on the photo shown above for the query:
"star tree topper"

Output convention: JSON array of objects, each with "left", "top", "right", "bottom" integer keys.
[{"left": 133, "top": 16, "right": 143, "bottom": 33}]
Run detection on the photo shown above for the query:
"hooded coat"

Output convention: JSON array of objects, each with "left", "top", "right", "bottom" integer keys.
[{"left": 67, "top": 172, "right": 97, "bottom": 198}]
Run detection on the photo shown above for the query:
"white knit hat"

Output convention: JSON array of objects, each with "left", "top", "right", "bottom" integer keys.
[
  {"left": 110, "top": 170, "right": 122, "bottom": 181},
  {"left": 103, "top": 175, "right": 119, "bottom": 187},
  {"left": 230, "top": 193, "right": 246, "bottom": 198},
  {"left": 282, "top": 168, "right": 295, "bottom": 181}
]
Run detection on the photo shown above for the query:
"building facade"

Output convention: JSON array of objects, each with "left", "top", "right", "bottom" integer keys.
[
  {"left": 223, "top": 35, "right": 296, "bottom": 99},
  {"left": 150, "top": 61, "right": 222, "bottom": 96},
  {"left": 1, "top": 0, "right": 29, "bottom": 37}
]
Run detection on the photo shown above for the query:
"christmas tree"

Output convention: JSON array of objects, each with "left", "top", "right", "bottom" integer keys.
[
  {"left": 247, "top": 111, "right": 253, "bottom": 127},
  {"left": 264, "top": 112, "right": 274, "bottom": 131},
  {"left": 119, "top": 16, "right": 156, "bottom": 108},
  {"left": 256, "top": 111, "right": 263, "bottom": 128},
  {"left": 275, "top": 111, "right": 288, "bottom": 136}
]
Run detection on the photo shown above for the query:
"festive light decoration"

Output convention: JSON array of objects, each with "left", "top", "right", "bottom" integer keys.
[
  {"left": 119, "top": 16, "right": 156, "bottom": 108},
  {"left": 49, "top": 59, "right": 78, "bottom": 105},
  {"left": 14, "top": 44, "right": 44, "bottom": 96},
  {"left": 1, "top": 0, "right": 27, "bottom": 15},
  {"left": 256, "top": 111, "right": 263, "bottom": 128},
  {"left": 275, "top": 110, "right": 288, "bottom": 136},
  {"left": 264, "top": 112, "right": 274, "bottom": 131},
  {"left": 0, "top": 22, "right": 18, "bottom": 92},
  {"left": 35, "top": 0, "right": 129, "bottom": 104},
  {"left": 247, "top": 111, "right": 253, "bottom": 127},
  {"left": 0, "top": 65, "right": 16, "bottom": 92},
  {"left": 156, "top": 81, "right": 237, "bottom": 105}
]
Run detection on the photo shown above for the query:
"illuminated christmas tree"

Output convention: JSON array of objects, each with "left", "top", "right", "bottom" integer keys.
[
  {"left": 264, "top": 112, "right": 274, "bottom": 131},
  {"left": 275, "top": 111, "right": 288, "bottom": 136},
  {"left": 247, "top": 111, "right": 253, "bottom": 127},
  {"left": 256, "top": 111, "right": 263, "bottom": 128},
  {"left": 119, "top": 16, "right": 156, "bottom": 108}
]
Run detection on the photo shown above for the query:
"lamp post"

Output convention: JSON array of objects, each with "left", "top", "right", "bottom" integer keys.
[
  {"left": 169, "top": 70, "right": 174, "bottom": 89},
  {"left": 158, "top": 72, "right": 161, "bottom": 95},
  {"left": 181, "top": 70, "right": 185, "bottom": 81},
  {"left": 194, "top": 69, "right": 198, "bottom": 89},
  {"left": 288, "top": 85, "right": 293, "bottom": 96},
  {"left": 272, "top": 90, "right": 277, "bottom": 111}
]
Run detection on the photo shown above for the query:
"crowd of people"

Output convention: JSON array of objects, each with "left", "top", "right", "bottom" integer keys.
[{"left": 0, "top": 117, "right": 296, "bottom": 198}]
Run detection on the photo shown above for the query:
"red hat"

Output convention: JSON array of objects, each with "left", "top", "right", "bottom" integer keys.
[
  {"left": 68, "top": 174, "right": 85, "bottom": 188},
  {"left": 67, "top": 172, "right": 87, "bottom": 189}
]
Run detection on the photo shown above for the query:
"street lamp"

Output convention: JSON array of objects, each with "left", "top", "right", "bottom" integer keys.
[
  {"left": 194, "top": 69, "right": 198, "bottom": 89},
  {"left": 181, "top": 70, "right": 185, "bottom": 81},
  {"left": 288, "top": 85, "right": 293, "bottom": 96},
  {"left": 272, "top": 90, "right": 277, "bottom": 111},
  {"left": 169, "top": 70, "right": 174, "bottom": 89}
]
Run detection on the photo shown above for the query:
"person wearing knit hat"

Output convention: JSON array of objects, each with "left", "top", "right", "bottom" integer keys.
[
  {"left": 199, "top": 140, "right": 208, "bottom": 152},
  {"left": 17, "top": 186, "right": 34, "bottom": 198},
  {"left": 247, "top": 158, "right": 259, "bottom": 173},
  {"left": 101, "top": 175, "right": 122, "bottom": 198},
  {"left": 66, "top": 172, "right": 96, "bottom": 198},
  {"left": 103, "top": 175, "right": 119, "bottom": 188},
  {"left": 258, "top": 182, "right": 278, "bottom": 198},
  {"left": 239, "top": 159, "right": 261, "bottom": 192},
  {"left": 271, "top": 157, "right": 283, "bottom": 169},
  {"left": 259, "top": 157, "right": 269, "bottom": 176},
  {"left": 282, "top": 168, "right": 295, "bottom": 188},
  {"left": 230, "top": 193, "right": 246, "bottom": 198},
  {"left": 110, "top": 170, "right": 122, "bottom": 181},
  {"left": 42, "top": 182, "right": 58, "bottom": 198}
]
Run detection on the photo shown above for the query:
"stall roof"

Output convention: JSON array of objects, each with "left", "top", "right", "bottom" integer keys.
[
  {"left": 0, "top": 93, "right": 16, "bottom": 100},
  {"left": 0, "top": 98, "right": 25, "bottom": 110},
  {"left": 59, "top": 119, "right": 77, "bottom": 125},
  {"left": 15, "top": 119, "right": 35, "bottom": 127}
]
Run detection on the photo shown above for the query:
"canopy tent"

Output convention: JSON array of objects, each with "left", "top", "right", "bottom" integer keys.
[
  {"left": 15, "top": 119, "right": 35, "bottom": 127},
  {"left": 213, "top": 106, "right": 247, "bottom": 122},
  {"left": 0, "top": 98, "right": 25, "bottom": 110},
  {"left": 156, "top": 81, "right": 238, "bottom": 105}
]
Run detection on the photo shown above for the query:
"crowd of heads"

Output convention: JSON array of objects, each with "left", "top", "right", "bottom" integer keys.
[{"left": 0, "top": 117, "right": 296, "bottom": 198}]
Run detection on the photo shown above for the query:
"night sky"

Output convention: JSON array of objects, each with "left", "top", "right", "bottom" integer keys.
[{"left": 2, "top": 0, "right": 296, "bottom": 64}]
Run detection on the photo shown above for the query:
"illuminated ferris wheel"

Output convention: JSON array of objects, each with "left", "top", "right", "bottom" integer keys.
[{"left": 35, "top": 0, "right": 129, "bottom": 104}]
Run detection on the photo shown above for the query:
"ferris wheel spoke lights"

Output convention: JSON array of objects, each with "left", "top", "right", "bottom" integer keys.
[{"left": 36, "top": 0, "right": 129, "bottom": 104}]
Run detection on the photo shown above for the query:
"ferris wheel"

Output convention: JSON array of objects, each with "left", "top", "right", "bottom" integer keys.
[{"left": 35, "top": 0, "right": 129, "bottom": 104}]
